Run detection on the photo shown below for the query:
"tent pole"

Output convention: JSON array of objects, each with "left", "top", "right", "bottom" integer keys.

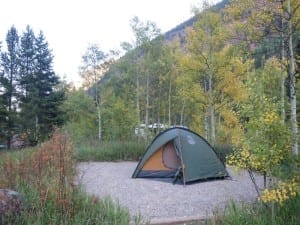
[{"left": 177, "top": 129, "right": 186, "bottom": 185}]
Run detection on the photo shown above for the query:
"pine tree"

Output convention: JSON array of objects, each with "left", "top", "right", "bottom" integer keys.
[
  {"left": 20, "top": 30, "right": 65, "bottom": 143},
  {"left": 35, "top": 31, "right": 65, "bottom": 141},
  {"left": 0, "top": 26, "right": 20, "bottom": 149},
  {"left": 19, "top": 25, "right": 36, "bottom": 98},
  {"left": 19, "top": 25, "right": 37, "bottom": 142},
  {"left": 0, "top": 42, "right": 8, "bottom": 144}
]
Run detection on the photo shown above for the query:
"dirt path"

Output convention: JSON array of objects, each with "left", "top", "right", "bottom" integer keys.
[{"left": 76, "top": 162, "right": 264, "bottom": 224}]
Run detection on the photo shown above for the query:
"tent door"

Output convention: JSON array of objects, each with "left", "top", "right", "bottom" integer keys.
[{"left": 162, "top": 141, "right": 181, "bottom": 170}]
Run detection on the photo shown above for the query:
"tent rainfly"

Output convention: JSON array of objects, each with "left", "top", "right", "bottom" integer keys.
[{"left": 132, "top": 127, "right": 229, "bottom": 184}]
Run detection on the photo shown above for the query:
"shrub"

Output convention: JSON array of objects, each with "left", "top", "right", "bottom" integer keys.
[{"left": 0, "top": 129, "right": 138, "bottom": 225}]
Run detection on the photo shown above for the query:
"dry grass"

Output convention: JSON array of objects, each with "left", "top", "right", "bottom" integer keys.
[{"left": 0, "top": 129, "right": 134, "bottom": 225}]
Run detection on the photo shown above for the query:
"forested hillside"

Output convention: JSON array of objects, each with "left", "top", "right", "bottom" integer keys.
[
  {"left": 0, "top": 0, "right": 299, "bottom": 223},
  {"left": 74, "top": 0, "right": 299, "bottom": 146},
  {"left": 69, "top": 0, "right": 300, "bottom": 211},
  {"left": 164, "top": 0, "right": 229, "bottom": 44}
]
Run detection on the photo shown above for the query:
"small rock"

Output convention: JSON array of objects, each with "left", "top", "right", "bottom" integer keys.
[{"left": 0, "top": 189, "right": 24, "bottom": 216}]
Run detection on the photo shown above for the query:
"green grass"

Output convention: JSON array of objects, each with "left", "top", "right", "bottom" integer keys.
[
  {"left": 184, "top": 198, "right": 300, "bottom": 225},
  {"left": 73, "top": 137, "right": 232, "bottom": 163},
  {"left": 0, "top": 130, "right": 141, "bottom": 225},
  {"left": 1, "top": 187, "right": 132, "bottom": 225},
  {"left": 2, "top": 132, "right": 298, "bottom": 225},
  {"left": 200, "top": 198, "right": 300, "bottom": 225},
  {"left": 74, "top": 139, "right": 148, "bottom": 162}
]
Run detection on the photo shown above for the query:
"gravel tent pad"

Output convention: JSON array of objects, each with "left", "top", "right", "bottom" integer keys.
[{"left": 77, "top": 162, "right": 264, "bottom": 224}]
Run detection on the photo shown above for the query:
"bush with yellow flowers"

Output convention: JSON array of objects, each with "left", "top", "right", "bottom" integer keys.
[
  {"left": 226, "top": 93, "right": 300, "bottom": 210},
  {"left": 227, "top": 107, "right": 291, "bottom": 174},
  {"left": 223, "top": 63, "right": 300, "bottom": 224},
  {"left": 260, "top": 180, "right": 298, "bottom": 205}
]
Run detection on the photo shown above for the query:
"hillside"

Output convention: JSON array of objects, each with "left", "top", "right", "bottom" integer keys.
[
  {"left": 164, "top": 0, "right": 229, "bottom": 44},
  {"left": 99, "top": 0, "right": 230, "bottom": 86}
]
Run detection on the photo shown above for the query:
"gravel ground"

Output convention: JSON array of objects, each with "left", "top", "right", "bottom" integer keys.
[{"left": 76, "top": 162, "right": 264, "bottom": 224}]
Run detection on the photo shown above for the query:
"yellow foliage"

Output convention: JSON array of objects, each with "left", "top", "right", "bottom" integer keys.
[
  {"left": 263, "top": 111, "right": 280, "bottom": 124},
  {"left": 226, "top": 104, "right": 292, "bottom": 172},
  {"left": 260, "top": 180, "right": 299, "bottom": 205},
  {"left": 217, "top": 108, "right": 244, "bottom": 145}
]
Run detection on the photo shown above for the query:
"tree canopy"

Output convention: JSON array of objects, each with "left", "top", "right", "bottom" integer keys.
[{"left": 0, "top": 25, "right": 66, "bottom": 147}]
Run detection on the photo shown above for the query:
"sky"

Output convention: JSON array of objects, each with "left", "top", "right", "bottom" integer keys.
[{"left": 0, "top": 0, "right": 219, "bottom": 86}]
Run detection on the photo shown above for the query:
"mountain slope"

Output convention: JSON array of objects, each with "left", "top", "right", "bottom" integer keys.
[
  {"left": 164, "top": 0, "right": 229, "bottom": 44},
  {"left": 98, "top": 0, "right": 230, "bottom": 87}
]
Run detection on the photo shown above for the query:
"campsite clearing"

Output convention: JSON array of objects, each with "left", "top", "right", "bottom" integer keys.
[{"left": 77, "top": 161, "right": 264, "bottom": 224}]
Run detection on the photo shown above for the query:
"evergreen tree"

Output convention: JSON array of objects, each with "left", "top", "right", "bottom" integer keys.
[
  {"left": 0, "top": 42, "right": 7, "bottom": 144},
  {"left": 20, "top": 30, "right": 65, "bottom": 143},
  {"left": 35, "top": 31, "right": 65, "bottom": 141},
  {"left": 19, "top": 25, "right": 37, "bottom": 142},
  {"left": 0, "top": 26, "right": 20, "bottom": 149},
  {"left": 19, "top": 25, "right": 36, "bottom": 98}
]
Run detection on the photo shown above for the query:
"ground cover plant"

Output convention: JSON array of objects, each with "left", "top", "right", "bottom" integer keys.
[
  {"left": 201, "top": 196, "right": 300, "bottom": 225},
  {"left": 1, "top": 130, "right": 298, "bottom": 225},
  {"left": 0, "top": 129, "right": 140, "bottom": 225},
  {"left": 182, "top": 194, "right": 300, "bottom": 225}
]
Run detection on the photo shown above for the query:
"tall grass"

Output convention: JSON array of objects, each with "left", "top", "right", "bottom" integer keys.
[
  {"left": 0, "top": 129, "right": 138, "bottom": 225},
  {"left": 73, "top": 136, "right": 231, "bottom": 163},
  {"left": 74, "top": 138, "right": 148, "bottom": 162},
  {"left": 202, "top": 198, "right": 300, "bottom": 225}
]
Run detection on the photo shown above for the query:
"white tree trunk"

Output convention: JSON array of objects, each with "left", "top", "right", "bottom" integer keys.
[
  {"left": 204, "top": 111, "right": 209, "bottom": 140},
  {"left": 97, "top": 104, "right": 101, "bottom": 142},
  {"left": 209, "top": 71, "right": 216, "bottom": 144},
  {"left": 180, "top": 99, "right": 186, "bottom": 125},
  {"left": 280, "top": 16, "right": 286, "bottom": 123},
  {"left": 287, "top": 0, "right": 298, "bottom": 155},
  {"left": 136, "top": 72, "right": 140, "bottom": 126},
  {"left": 145, "top": 72, "right": 150, "bottom": 139},
  {"left": 95, "top": 95, "right": 102, "bottom": 142},
  {"left": 94, "top": 72, "right": 102, "bottom": 142},
  {"left": 168, "top": 74, "right": 172, "bottom": 127}
]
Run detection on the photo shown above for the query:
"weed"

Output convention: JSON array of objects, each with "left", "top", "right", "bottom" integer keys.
[
  {"left": 205, "top": 198, "right": 300, "bottom": 225},
  {"left": 0, "top": 129, "right": 138, "bottom": 225}
]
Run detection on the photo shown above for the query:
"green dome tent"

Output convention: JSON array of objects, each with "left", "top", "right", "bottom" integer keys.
[{"left": 132, "top": 127, "right": 229, "bottom": 184}]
